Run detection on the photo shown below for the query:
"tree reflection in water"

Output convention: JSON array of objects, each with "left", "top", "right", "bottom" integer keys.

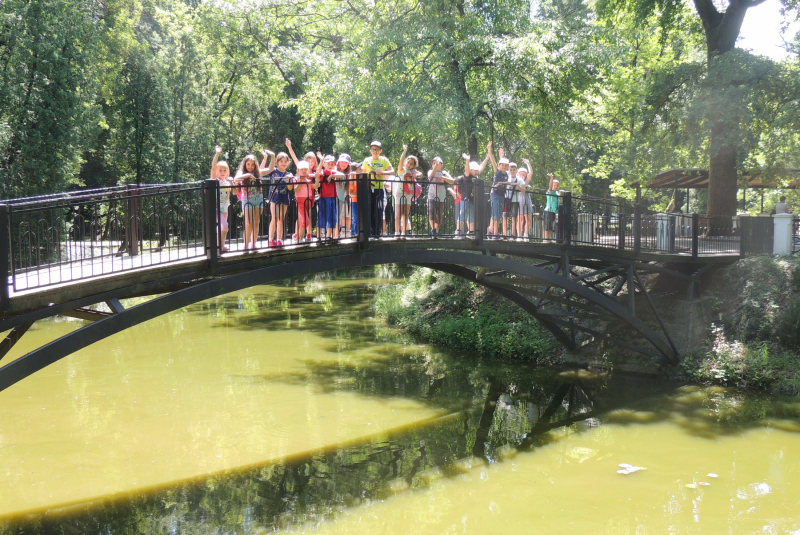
[{"left": 3, "top": 274, "right": 795, "bottom": 534}]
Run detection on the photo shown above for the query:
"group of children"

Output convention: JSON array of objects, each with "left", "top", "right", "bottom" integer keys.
[{"left": 208, "top": 139, "right": 561, "bottom": 251}]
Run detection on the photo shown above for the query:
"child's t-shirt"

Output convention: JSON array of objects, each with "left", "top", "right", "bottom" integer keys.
[
  {"left": 266, "top": 170, "right": 291, "bottom": 197},
  {"left": 319, "top": 170, "right": 337, "bottom": 198},
  {"left": 362, "top": 156, "right": 392, "bottom": 189},
  {"left": 293, "top": 175, "right": 315, "bottom": 200},
  {"left": 428, "top": 171, "right": 448, "bottom": 202},
  {"left": 492, "top": 170, "right": 508, "bottom": 194},
  {"left": 454, "top": 175, "right": 475, "bottom": 201}
]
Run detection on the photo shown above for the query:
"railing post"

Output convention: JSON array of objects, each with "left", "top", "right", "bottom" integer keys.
[
  {"left": 126, "top": 184, "right": 140, "bottom": 256},
  {"left": 691, "top": 213, "right": 699, "bottom": 259},
  {"left": 618, "top": 211, "right": 626, "bottom": 250},
  {"left": 203, "top": 179, "right": 218, "bottom": 270},
  {"left": 561, "top": 191, "right": 572, "bottom": 247},
  {"left": 668, "top": 214, "right": 676, "bottom": 253},
  {"left": 357, "top": 172, "right": 371, "bottom": 250},
  {"left": 474, "top": 179, "right": 485, "bottom": 246},
  {"left": 633, "top": 204, "right": 641, "bottom": 255},
  {"left": 0, "top": 204, "right": 9, "bottom": 311},
  {"left": 739, "top": 215, "right": 746, "bottom": 258}
]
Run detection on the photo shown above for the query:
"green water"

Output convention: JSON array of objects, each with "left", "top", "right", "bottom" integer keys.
[{"left": 1, "top": 272, "right": 800, "bottom": 534}]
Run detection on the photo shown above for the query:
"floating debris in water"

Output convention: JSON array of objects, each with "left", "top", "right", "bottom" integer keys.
[
  {"left": 685, "top": 483, "right": 697, "bottom": 489},
  {"left": 617, "top": 463, "right": 646, "bottom": 475},
  {"left": 698, "top": 481, "right": 711, "bottom": 486},
  {"left": 707, "top": 473, "right": 718, "bottom": 478}
]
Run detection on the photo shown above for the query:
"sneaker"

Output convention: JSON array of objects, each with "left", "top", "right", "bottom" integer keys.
[
  {"left": 277, "top": 240, "right": 283, "bottom": 246},
  {"left": 432, "top": 229, "right": 438, "bottom": 239},
  {"left": 306, "top": 234, "right": 313, "bottom": 243},
  {"left": 292, "top": 233, "right": 298, "bottom": 242},
  {"left": 268, "top": 240, "right": 276, "bottom": 247}
]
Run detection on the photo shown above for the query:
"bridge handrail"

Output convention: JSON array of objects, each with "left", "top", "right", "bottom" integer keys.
[
  {"left": 0, "top": 175, "right": 766, "bottom": 311},
  {"left": 3, "top": 182, "right": 204, "bottom": 209}
]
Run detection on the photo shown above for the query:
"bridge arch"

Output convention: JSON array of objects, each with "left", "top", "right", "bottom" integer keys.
[{"left": 0, "top": 249, "right": 679, "bottom": 393}]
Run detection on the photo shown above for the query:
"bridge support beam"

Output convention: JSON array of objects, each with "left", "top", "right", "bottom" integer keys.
[{"left": 0, "top": 248, "right": 682, "bottom": 393}]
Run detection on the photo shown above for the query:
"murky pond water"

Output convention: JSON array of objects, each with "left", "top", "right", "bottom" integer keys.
[{"left": 2, "top": 272, "right": 800, "bottom": 534}]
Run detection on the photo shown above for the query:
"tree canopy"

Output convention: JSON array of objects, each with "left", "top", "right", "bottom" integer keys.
[{"left": 1, "top": 0, "right": 798, "bottom": 213}]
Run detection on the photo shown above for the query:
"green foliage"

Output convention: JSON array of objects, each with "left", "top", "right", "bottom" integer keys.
[
  {"left": 682, "top": 333, "right": 800, "bottom": 394},
  {"left": 719, "top": 256, "right": 800, "bottom": 342},
  {"left": 373, "top": 268, "right": 560, "bottom": 363},
  {"left": 1, "top": 0, "right": 798, "bottom": 203},
  {"left": 686, "top": 256, "right": 800, "bottom": 393},
  {"left": 775, "top": 296, "right": 800, "bottom": 349}
]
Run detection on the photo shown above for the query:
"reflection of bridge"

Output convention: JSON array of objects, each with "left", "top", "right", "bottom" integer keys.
[{"left": 0, "top": 177, "right": 775, "bottom": 392}]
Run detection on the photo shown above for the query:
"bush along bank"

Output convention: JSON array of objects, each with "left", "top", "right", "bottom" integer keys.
[
  {"left": 372, "top": 268, "right": 560, "bottom": 363},
  {"left": 682, "top": 256, "right": 800, "bottom": 394}
]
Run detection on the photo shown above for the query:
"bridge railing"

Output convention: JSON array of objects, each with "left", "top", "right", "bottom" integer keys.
[
  {"left": 0, "top": 176, "right": 773, "bottom": 306},
  {"left": 3, "top": 183, "right": 206, "bottom": 292}
]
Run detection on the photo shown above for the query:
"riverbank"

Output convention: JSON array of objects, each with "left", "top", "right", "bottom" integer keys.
[
  {"left": 372, "top": 257, "right": 800, "bottom": 393},
  {"left": 372, "top": 268, "right": 560, "bottom": 363},
  {"left": 682, "top": 255, "right": 800, "bottom": 394}
]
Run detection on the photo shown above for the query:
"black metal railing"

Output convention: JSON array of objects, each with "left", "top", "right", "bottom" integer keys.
[
  {"left": 5, "top": 183, "right": 205, "bottom": 293},
  {"left": 0, "top": 175, "right": 774, "bottom": 310}
]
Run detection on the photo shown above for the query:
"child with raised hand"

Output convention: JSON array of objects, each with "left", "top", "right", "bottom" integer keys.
[
  {"left": 290, "top": 160, "right": 317, "bottom": 243},
  {"left": 394, "top": 144, "right": 421, "bottom": 238},
  {"left": 234, "top": 154, "right": 264, "bottom": 251},
  {"left": 487, "top": 143, "right": 510, "bottom": 238},
  {"left": 427, "top": 157, "right": 453, "bottom": 238},
  {"left": 210, "top": 145, "right": 233, "bottom": 253},
  {"left": 262, "top": 149, "right": 294, "bottom": 247}
]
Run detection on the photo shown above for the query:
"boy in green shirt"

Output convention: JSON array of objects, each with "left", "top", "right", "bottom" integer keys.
[{"left": 361, "top": 141, "right": 394, "bottom": 237}]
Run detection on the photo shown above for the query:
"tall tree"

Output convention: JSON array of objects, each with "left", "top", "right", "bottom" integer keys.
[{"left": 598, "top": 0, "right": 795, "bottom": 219}]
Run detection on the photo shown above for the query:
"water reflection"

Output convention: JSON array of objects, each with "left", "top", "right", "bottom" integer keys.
[{"left": 2, "top": 273, "right": 800, "bottom": 534}]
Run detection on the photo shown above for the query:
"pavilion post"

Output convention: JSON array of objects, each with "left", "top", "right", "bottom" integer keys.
[
  {"left": 633, "top": 203, "right": 641, "bottom": 255},
  {"left": 691, "top": 213, "right": 699, "bottom": 259}
]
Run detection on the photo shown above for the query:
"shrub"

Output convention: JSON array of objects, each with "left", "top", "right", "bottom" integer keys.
[
  {"left": 775, "top": 296, "right": 800, "bottom": 349},
  {"left": 373, "top": 269, "right": 560, "bottom": 363}
]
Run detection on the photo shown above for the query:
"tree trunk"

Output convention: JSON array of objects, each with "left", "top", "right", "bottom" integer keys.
[{"left": 692, "top": 0, "right": 760, "bottom": 221}]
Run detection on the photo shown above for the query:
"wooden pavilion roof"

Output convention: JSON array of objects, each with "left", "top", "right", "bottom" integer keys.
[{"left": 632, "top": 168, "right": 800, "bottom": 189}]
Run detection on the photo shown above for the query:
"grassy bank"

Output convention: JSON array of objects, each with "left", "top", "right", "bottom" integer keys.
[
  {"left": 372, "top": 268, "right": 560, "bottom": 363},
  {"left": 682, "top": 256, "right": 800, "bottom": 394}
]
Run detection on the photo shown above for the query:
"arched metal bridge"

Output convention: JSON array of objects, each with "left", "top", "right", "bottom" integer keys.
[{"left": 0, "top": 178, "right": 747, "bottom": 392}]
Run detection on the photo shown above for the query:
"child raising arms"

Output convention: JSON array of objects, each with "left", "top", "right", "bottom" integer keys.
[
  {"left": 210, "top": 145, "right": 232, "bottom": 252},
  {"left": 262, "top": 150, "right": 294, "bottom": 247},
  {"left": 234, "top": 154, "right": 264, "bottom": 251}
]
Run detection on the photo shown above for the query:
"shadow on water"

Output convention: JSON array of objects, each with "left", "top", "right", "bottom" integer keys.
[{"left": 4, "top": 272, "right": 800, "bottom": 534}]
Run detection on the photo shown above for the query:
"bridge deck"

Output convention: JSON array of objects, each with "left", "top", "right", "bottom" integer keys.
[{"left": 3, "top": 234, "right": 740, "bottom": 318}]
